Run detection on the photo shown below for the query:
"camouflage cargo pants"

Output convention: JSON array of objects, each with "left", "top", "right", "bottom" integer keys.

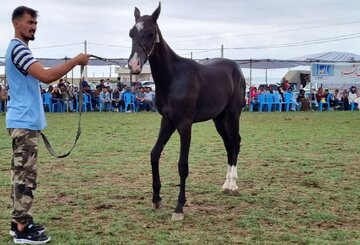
[{"left": 8, "top": 128, "right": 39, "bottom": 224}]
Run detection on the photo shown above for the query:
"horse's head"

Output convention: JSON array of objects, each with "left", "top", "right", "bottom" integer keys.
[{"left": 128, "top": 3, "right": 161, "bottom": 74}]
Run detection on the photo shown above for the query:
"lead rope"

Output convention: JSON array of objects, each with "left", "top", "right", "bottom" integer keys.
[{"left": 40, "top": 65, "right": 84, "bottom": 158}]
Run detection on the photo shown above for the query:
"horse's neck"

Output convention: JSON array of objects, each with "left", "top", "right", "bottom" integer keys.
[{"left": 149, "top": 37, "right": 179, "bottom": 86}]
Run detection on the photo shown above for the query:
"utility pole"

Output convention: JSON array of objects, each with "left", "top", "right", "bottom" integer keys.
[
  {"left": 84, "top": 40, "right": 88, "bottom": 80},
  {"left": 221, "top": 44, "right": 224, "bottom": 58}
]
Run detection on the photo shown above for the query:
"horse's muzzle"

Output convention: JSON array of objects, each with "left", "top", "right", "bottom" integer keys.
[{"left": 128, "top": 52, "right": 143, "bottom": 74}]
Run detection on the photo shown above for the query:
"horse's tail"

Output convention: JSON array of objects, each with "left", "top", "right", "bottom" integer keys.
[{"left": 233, "top": 65, "right": 247, "bottom": 108}]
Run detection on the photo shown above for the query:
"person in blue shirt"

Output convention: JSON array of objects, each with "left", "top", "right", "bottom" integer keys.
[{"left": 6, "top": 6, "right": 90, "bottom": 244}]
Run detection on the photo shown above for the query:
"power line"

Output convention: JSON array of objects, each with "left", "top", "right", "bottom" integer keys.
[
  {"left": 225, "top": 32, "right": 360, "bottom": 50},
  {"left": 87, "top": 42, "right": 129, "bottom": 48},
  {"left": 171, "top": 18, "right": 360, "bottom": 43},
  {"left": 31, "top": 42, "right": 83, "bottom": 50}
]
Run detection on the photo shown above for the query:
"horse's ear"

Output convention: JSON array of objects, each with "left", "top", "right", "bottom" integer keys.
[
  {"left": 134, "top": 7, "right": 141, "bottom": 22},
  {"left": 151, "top": 2, "right": 161, "bottom": 22}
]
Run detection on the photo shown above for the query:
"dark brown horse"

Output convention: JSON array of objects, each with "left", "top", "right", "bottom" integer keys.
[{"left": 128, "top": 3, "right": 246, "bottom": 220}]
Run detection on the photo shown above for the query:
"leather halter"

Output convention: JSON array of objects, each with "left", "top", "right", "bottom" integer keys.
[{"left": 142, "top": 31, "right": 160, "bottom": 58}]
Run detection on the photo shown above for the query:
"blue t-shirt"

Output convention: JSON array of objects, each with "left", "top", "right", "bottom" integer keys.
[{"left": 5, "top": 39, "right": 47, "bottom": 130}]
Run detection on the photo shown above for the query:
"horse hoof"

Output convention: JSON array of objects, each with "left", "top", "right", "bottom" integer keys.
[
  {"left": 171, "top": 212, "right": 184, "bottom": 221},
  {"left": 152, "top": 201, "right": 162, "bottom": 209},
  {"left": 229, "top": 189, "right": 240, "bottom": 196},
  {"left": 222, "top": 187, "right": 230, "bottom": 193}
]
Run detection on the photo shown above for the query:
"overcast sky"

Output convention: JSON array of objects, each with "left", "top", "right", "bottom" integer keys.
[{"left": 1, "top": 0, "right": 360, "bottom": 82}]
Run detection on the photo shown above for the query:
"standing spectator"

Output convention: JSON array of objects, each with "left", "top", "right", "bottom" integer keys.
[
  {"left": 57, "top": 78, "right": 65, "bottom": 90},
  {"left": 0, "top": 85, "right": 8, "bottom": 112},
  {"left": 104, "top": 78, "right": 111, "bottom": 88},
  {"left": 116, "top": 76, "right": 123, "bottom": 91},
  {"left": 5, "top": 6, "right": 89, "bottom": 244}
]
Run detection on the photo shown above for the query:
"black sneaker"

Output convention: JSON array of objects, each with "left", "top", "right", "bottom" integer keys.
[
  {"left": 13, "top": 223, "right": 51, "bottom": 244},
  {"left": 10, "top": 220, "right": 46, "bottom": 237}
]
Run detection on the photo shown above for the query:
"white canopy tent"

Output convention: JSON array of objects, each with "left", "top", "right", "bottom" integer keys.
[{"left": 1, "top": 51, "right": 360, "bottom": 88}]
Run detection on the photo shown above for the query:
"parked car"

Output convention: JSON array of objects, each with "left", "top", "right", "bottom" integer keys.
[
  {"left": 141, "top": 80, "right": 156, "bottom": 91},
  {"left": 257, "top": 84, "right": 279, "bottom": 92}
]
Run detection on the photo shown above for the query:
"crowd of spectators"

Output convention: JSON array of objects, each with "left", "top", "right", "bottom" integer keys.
[
  {"left": 40, "top": 77, "right": 156, "bottom": 112},
  {"left": 248, "top": 78, "right": 360, "bottom": 111}
]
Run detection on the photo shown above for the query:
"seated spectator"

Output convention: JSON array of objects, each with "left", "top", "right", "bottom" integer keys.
[
  {"left": 248, "top": 86, "right": 259, "bottom": 111},
  {"left": 316, "top": 86, "right": 326, "bottom": 103},
  {"left": 61, "top": 85, "right": 74, "bottom": 112},
  {"left": 92, "top": 85, "right": 101, "bottom": 110},
  {"left": 296, "top": 89, "right": 310, "bottom": 111},
  {"left": 144, "top": 86, "right": 156, "bottom": 111},
  {"left": 51, "top": 87, "right": 64, "bottom": 112},
  {"left": 333, "top": 89, "right": 342, "bottom": 109},
  {"left": 111, "top": 87, "right": 124, "bottom": 112},
  {"left": 309, "top": 89, "right": 318, "bottom": 110},
  {"left": 99, "top": 86, "right": 111, "bottom": 111},
  {"left": 135, "top": 86, "right": 148, "bottom": 111},
  {"left": 341, "top": 89, "right": 350, "bottom": 110},
  {"left": 348, "top": 86, "right": 357, "bottom": 109},
  {"left": 286, "top": 87, "right": 299, "bottom": 111}
]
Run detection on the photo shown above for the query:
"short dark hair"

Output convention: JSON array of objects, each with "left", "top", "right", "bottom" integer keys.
[{"left": 12, "top": 6, "right": 38, "bottom": 21}]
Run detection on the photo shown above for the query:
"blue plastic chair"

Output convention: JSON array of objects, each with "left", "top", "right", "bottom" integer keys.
[
  {"left": 249, "top": 99, "right": 257, "bottom": 112},
  {"left": 283, "top": 92, "right": 295, "bottom": 112},
  {"left": 76, "top": 94, "right": 92, "bottom": 112},
  {"left": 42, "top": 93, "right": 53, "bottom": 112},
  {"left": 258, "top": 93, "right": 269, "bottom": 112},
  {"left": 319, "top": 93, "right": 332, "bottom": 111},
  {"left": 350, "top": 102, "right": 358, "bottom": 111},
  {"left": 272, "top": 93, "right": 283, "bottom": 112},
  {"left": 267, "top": 93, "right": 274, "bottom": 112},
  {"left": 123, "top": 92, "right": 137, "bottom": 112}
]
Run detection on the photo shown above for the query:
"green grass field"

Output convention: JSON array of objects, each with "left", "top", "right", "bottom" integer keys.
[{"left": 0, "top": 111, "right": 359, "bottom": 244}]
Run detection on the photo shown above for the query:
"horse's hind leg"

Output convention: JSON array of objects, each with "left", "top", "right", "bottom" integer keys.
[
  {"left": 226, "top": 109, "right": 241, "bottom": 192},
  {"left": 213, "top": 114, "right": 233, "bottom": 191},
  {"left": 151, "top": 117, "right": 175, "bottom": 209},
  {"left": 172, "top": 121, "right": 192, "bottom": 221},
  {"left": 214, "top": 109, "right": 241, "bottom": 192}
]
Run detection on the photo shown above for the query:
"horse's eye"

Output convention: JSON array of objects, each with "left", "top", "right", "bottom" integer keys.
[{"left": 129, "top": 29, "right": 135, "bottom": 38}]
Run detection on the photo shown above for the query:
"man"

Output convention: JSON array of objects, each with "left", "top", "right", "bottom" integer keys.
[{"left": 6, "top": 6, "right": 90, "bottom": 244}]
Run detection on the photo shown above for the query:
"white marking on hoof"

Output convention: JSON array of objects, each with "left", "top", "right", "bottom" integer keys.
[
  {"left": 222, "top": 165, "right": 231, "bottom": 191},
  {"left": 171, "top": 213, "right": 184, "bottom": 221},
  {"left": 229, "top": 165, "right": 239, "bottom": 191},
  {"left": 223, "top": 165, "right": 239, "bottom": 191}
]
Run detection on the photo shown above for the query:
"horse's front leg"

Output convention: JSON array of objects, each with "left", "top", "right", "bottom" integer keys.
[
  {"left": 172, "top": 122, "right": 192, "bottom": 221},
  {"left": 151, "top": 117, "right": 175, "bottom": 209}
]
